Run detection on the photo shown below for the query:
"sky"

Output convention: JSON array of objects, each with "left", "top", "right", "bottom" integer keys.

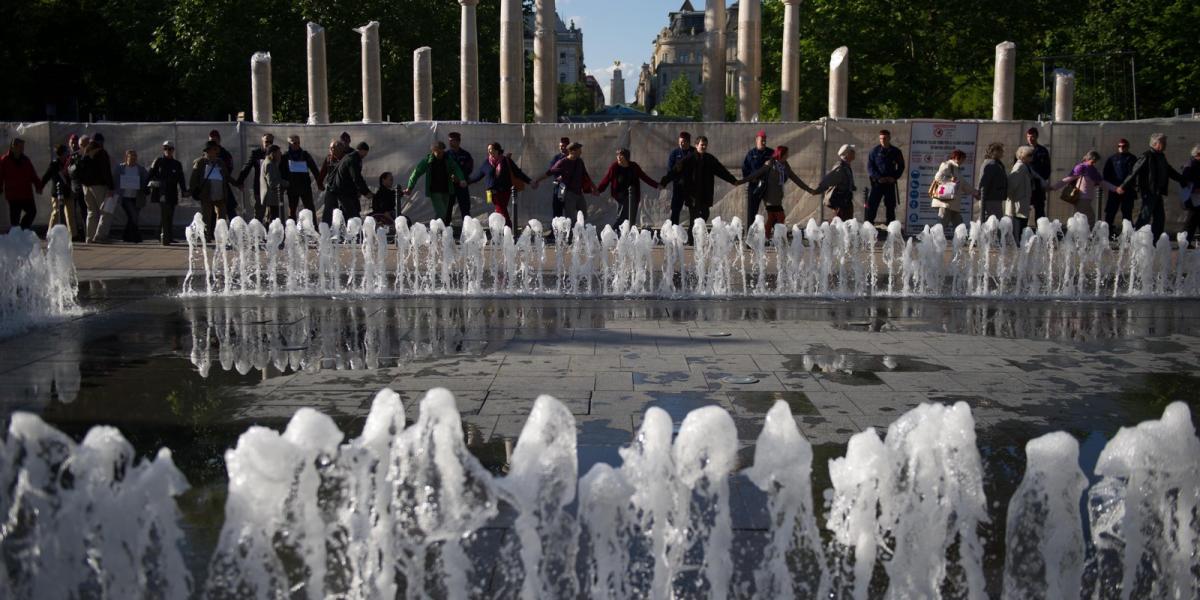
[{"left": 558, "top": 0, "right": 707, "bottom": 105}]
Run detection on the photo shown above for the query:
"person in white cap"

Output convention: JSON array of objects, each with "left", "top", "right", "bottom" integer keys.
[
  {"left": 147, "top": 141, "right": 188, "bottom": 245},
  {"left": 812, "top": 144, "right": 857, "bottom": 221}
]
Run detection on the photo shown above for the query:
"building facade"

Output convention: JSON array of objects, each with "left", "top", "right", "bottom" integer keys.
[
  {"left": 525, "top": 13, "right": 587, "bottom": 86},
  {"left": 635, "top": 1, "right": 739, "bottom": 112}
]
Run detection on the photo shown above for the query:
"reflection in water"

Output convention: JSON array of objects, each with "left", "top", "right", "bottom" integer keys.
[{"left": 0, "top": 335, "right": 81, "bottom": 412}]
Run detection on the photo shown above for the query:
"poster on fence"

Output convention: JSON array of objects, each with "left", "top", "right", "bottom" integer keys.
[{"left": 905, "top": 121, "right": 978, "bottom": 233}]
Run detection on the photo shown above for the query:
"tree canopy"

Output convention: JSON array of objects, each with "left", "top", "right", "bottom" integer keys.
[
  {"left": 2, "top": 0, "right": 1195, "bottom": 122},
  {"left": 656, "top": 75, "right": 702, "bottom": 120}
]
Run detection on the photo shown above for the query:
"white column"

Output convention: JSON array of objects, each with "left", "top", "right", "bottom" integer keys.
[
  {"left": 992, "top": 41, "right": 1016, "bottom": 121},
  {"left": 250, "top": 52, "right": 272, "bottom": 124},
  {"left": 306, "top": 23, "right": 329, "bottom": 125},
  {"left": 533, "top": 0, "right": 557, "bottom": 123},
  {"left": 780, "top": 0, "right": 801, "bottom": 121},
  {"left": 702, "top": 0, "right": 727, "bottom": 121},
  {"left": 355, "top": 21, "right": 382, "bottom": 123},
  {"left": 737, "top": 0, "right": 762, "bottom": 122},
  {"left": 460, "top": 0, "right": 480, "bottom": 121},
  {"left": 414, "top": 47, "right": 433, "bottom": 122},
  {"left": 500, "top": 0, "right": 524, "bottom": 123},
  {"left": 828, "top": 46, "right": 848, "bottom": 119},
  {"left": 1054, "top": 69, "right": 1075, "bottom": 122}
]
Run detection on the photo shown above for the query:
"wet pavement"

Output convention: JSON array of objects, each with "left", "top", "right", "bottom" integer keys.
[{"left": 2, "top": 277, "right": 1199, "bottom": 594}]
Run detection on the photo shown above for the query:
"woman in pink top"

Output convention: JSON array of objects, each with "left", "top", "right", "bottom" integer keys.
[{"left": 1052, "top": 150, "right": 1118, "bottom": 226}]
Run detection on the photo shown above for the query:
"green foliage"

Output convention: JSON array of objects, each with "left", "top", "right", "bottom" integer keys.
[
  {"left": 656, "top": 74, "right": 701, "bottom": 120},
  {"left": 559, "top": 83, "right": 595, "bottom": 116},
  {"left": 2, "top": 0, "right": 1196, "bottom": 122},
  {"left": 724, "top": 95, "right": 737, "bottom": 122}
]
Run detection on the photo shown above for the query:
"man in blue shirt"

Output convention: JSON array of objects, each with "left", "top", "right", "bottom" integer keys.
[
  {"left": 742, "top": 130, "right": 774, "bottom": 226},
  {"left": 445, "top": 132, "right": 475, "bottom": 237},
  {"left": 865, "top": 129, "right": 905, "bottom": 226},
  {"left": 667, "top": 131, "right": 696, "bottom": 226}
]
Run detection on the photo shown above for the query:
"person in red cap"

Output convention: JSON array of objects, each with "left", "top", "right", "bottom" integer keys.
[
  {"left": 743, "top": 145, "right": 816, "bottom": 234},
  {"left": 742, "top": 129, "right": 773, "bottom": 226},
  {"left": 1102, "top": 137, "right": 1137, "bottom": 230},
  {"left": 666, "top": 131, "right": 695, "bottom": 225},
  {"left": 0, "top": 138, "right": 45, "bottom": 231}
]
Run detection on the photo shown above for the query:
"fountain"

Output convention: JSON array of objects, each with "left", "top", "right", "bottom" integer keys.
[
  {"left": 1, "top": 388, "right": 1196, "bottom": 598},
  {"left": 183, "top": 213, "right": 1200, "bottom": 299},
  {"left": 0, "top": 225, "right": 78, "bottom": 336}
]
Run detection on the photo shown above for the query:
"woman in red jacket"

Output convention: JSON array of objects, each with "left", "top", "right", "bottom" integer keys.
[
  {"left": 0, "top": 138, "right": 44, "bottom": 231},
  {"left": 596, "top": 148, "right": 659, "bottom": 230}
]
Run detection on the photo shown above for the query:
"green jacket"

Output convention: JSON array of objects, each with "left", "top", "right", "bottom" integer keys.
[{"left": 406, "top": 153, "right": 465, "bottom": 197}]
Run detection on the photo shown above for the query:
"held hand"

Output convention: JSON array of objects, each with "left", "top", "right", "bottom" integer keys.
[
  {"left": 1116, "top": 186, "right": 1125, "bottom": 195},
  {"left": 458, "top": 180, "right": 468, "bottom": 188},
  {"left": 531, "top": 181, "right": 540, "bottom": 190}
]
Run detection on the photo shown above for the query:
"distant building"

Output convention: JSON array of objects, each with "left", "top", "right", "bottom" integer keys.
[
  {"left": 525, "top": 13, "right": 586, "bottom": 85},
  {"left": 635, "top": 0, "right": 739, "bottom": 112}
]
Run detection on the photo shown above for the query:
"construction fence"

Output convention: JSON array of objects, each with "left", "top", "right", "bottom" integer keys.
[{"left": 2, "top": 118, "right": 1198, "bottom": 235}]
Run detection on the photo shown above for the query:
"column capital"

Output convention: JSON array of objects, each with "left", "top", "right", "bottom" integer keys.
[
  {"left": 782, "top": 0, "right": 802, "bottom": 4},
  {"left": 459, "top": 0, "right": 478, "bottom": 6}
]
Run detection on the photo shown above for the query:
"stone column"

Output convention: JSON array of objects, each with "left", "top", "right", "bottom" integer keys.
[
  {"left": 702, "top": 0, "right": 727, "bottom": 122},
  {"left": 780, "top": 0, "right": 801, "bottom": 121},
  {"left": 1054, "top": 69, "right": 1075, "bottom": 122},
  {"left": 533, "top": 0, "right": 557, "bottom": 123},
  {"left": 414, "top": 47, "right": 433, "bottom": 121},
  {"left": 500, "top": 0, "right": 524, "bottom": 123},
  {"left": 306, "top": 23, "right": 329, "bottom": 125},
  {"left": 828, "top": 46, "right": 848, "bottom": 119},
  {"left": 610, "top": 62, "right": 626, "bottom": 106},
  {"left": 355, "top": 21, "right": 382, "bottom": 123},
  {"left": 460, "top": 0, "right": 480, "bottom": 121},
  {"left": 992, "top": 41, "right": 1016, "bottom": 121},
  {"left": 250, "top": 52, "right": 272, "bottom": 124},
  {"left": 737, "top": 0, "right": 762, "bottom": 122}
]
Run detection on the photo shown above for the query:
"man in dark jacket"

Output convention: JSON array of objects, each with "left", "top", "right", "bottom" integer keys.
[
  {"left": 445, "top": 132, "right": 475, "bottom": 234},
  {"left": 148, "top": 140, "right": 188, "bottom": 245},
  {"left": 866, "top": 129, "right": 906, "bottom": 226},
  {"left": 76, "top": 133, "right": 115, "bottom": 243},
  {"left": 206, "top": 129, "right": 237, "bottom": 219},
  {"left": 666, "top": 131, "right": 696, "bottom": 226},
  {"left": 282, "top": 135, "right": 320, "bottom": 221},
  {"left": 1103, "top": 138, "right": 1138, "bottom": 230},
  {"left": 1117, "top": 133, "right": 1187, "bottom": 238},
  {"left": 0, "top": 138, "right": 44, "bottom": 231},
  {"left": 41, "top": 144, "right": 74, "bottom": 238},
  {"left": 68, "top": 134, "right": 88, "bottom": 240},
  {"left": 660, "top": 136, "right": 745, "bottom": 240},
  {"left": 742, "top": 130, "right": 774, "bottom": 227},
  {"left": 235, "top": 133, "right": 274, "bottom": 221},
  {"left": 324, "top": 141, "right": 373, "bottom": 224},
  {"left": 188, "top": 141, "right": 232, "bottom": 235},
  {"left": 1026, "top": 127, "right": 1051, "bottom": 221}
]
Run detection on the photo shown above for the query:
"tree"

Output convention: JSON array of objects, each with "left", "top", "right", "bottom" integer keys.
[
  {"left": 656, "top": 75, "right": 701, "bottom": 120},
  {"left": 559, "top": 83, "right": 595, "bottom": 116}
]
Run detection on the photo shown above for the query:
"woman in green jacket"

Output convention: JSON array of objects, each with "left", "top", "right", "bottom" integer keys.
[{"left": 405, "top": 141, "right": 467, "bottom": 225}]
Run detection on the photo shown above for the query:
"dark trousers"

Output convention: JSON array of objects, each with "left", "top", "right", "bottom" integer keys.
[
  {"left": 1135, "top": 192, "right": 1166, "bottom": 239},
  {"left": 287, "top": 185, "right": 315, "bottom": 221},
  {"left": 866, "top": 182, "right": 898, "bottom": 224},
  {"left": 159, "top": 202, "right": 176, "bottom": 243},
  {"left": 613, "top": 191, "right": 640, "bottom": 229},
  {"left": 120, "top": 197, "right": 142, "bottom": 242},
  {"left": 442, "top": 187, "right": 472, "bottom": 225},
  {"left": 1104, "top": 190, "right": 1136, "bottom": 230},
  {"left": 73, "top": 188, "right": 87, "bottom": 238},
  {"left": 747, "top": 187, "right": 766, "bottom": 225},
  {"left": 323, "top": 193, "right": 360, "bottom": 224},
  {"left": 670, "top": 191, "right": 687, "bottom": 226},
  {"left": 1185, "top": 207, "right": 1200, "bottom": 244},
  {"left": 685, "top": 204, "right": 710, "bottom": 245},
  {"left": 8, "top": 201, "right": 36, "bottom": 230},
  {"left": 1031, "top": 186, "right": 1047, "bottom": 222},
  {"left": 551, "top": 189, "right": 564, "bottom": 219}
]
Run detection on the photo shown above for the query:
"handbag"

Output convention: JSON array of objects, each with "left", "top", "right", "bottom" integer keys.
[
  {"left": 1060, "top": 178, "right": 1082, "bottom": 205},
  {"left": 100, "top": 195, "right": 118, "bottom": 214}
]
